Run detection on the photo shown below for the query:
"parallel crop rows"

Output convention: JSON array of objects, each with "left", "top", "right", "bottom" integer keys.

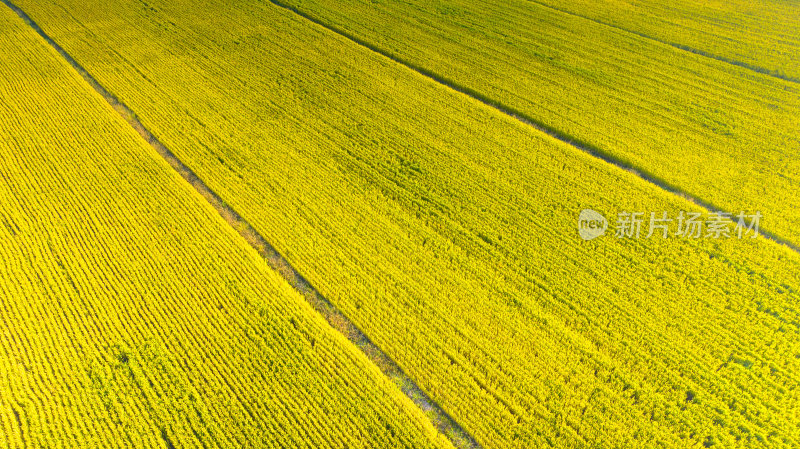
[
  {"left": 12, "top": 0, "right": 800, "bottom": 447},
  {"left": 0, "top": 7, "right": 452, "bottom": 449},
  {"left": 274, "top": 0, "right": 800, "bottom": 247},
  {"left": 524, "top": 0, "right": 800, "bottom": 81}
]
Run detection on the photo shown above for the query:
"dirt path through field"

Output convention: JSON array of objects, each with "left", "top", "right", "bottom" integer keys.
[{"left": 0, "top": 0, "right": 483, "bottom": 447}]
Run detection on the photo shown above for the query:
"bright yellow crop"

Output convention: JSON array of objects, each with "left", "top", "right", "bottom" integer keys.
[
  {"left": 0, "top": 7, "right": 452, "bottom": 449},
  {"left": 527, "top": 0, "right": 800, "bottom": 81},
  {"left": 10, "top": 0, "right": 800, "bottom": 447},
  {"left": 276, "top": 0, "right": 800, "bottom": 248}
]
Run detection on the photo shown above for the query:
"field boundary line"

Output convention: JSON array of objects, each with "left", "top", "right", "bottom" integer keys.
[
  {"left": 520, "top": 0, "right": 800, "bottom": 84},
  {"left": 0, "top": 1, "right": 482, "bottom": 448},
  {"left": 265, "top": 0, "right": 800, "bottom": 255}
]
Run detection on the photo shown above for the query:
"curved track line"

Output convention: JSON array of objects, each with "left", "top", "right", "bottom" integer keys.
[{"left": 0, "top": 1, "right": 482, "bottom": 448}]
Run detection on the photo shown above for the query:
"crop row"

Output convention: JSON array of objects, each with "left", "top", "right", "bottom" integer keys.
[
  {"left": 522, "top": 0, "right": 800, "bottom": 80},
  {"left": 14, "top": 0, "right": 800, "bottom": 447},
  {"left": 0, "top": 7, "right": 451, "bottom": 448},
  {"left": 274, "top": 0, "right": 800, "bottom": 247}
]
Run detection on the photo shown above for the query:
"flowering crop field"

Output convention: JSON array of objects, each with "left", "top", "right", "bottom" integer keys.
[
  {"left": 274, "top": 0, "right": 800, "bottom": 247},
  {"left": 3, "top": 0, "right": 800, "bottom": 447},
  {"left": 0, "top": 7, "right": 453, "bottom": 449},
  {"left": 7, "top": 0, "right": 800, "bottom": 447},
  {"left": 520, "top": 0, "right": 800, "bottom": 81}
]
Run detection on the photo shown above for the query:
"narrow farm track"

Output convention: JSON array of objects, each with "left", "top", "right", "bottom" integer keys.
[
  {"left": 272, "top": 0, "right": 800, "bottom": 255},
  {"left": 9, "top": 0, "right": 800, "bottom": 447},
  {"left": 0, "top": 1, "right": 481, "bottom": 448},
  {"left": 519, "top": 0, "right": 800, "bottom": 82},
  {"left": 268, "top": 0, "right": 800, "bottom": 248},
  {"left": 521, "top": 0, "right": 800, "bottom": 84},
  {"left": 0, "top": 4, "right": 460, "bottom": 448}
]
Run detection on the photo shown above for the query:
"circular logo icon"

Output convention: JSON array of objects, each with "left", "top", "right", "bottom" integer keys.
[{"left": 578, "top": 209, "right": 608, "bottom": 241}]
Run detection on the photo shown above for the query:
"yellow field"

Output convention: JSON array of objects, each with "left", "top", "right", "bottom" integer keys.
[
  {"left": 7, "top": 0, "right": 800, "bottom": 447},
  {"left": 526, "top": 0, "right": 800, "bottom": 80},
  {"left": 275, "top": 0, "right": 800, "bottom": 247},
  {"left": 1, "top": 0, "right": 799, "bottom": 447},
  {"left": 0, "top": 7, "right": 453, "bottom": 448}
]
